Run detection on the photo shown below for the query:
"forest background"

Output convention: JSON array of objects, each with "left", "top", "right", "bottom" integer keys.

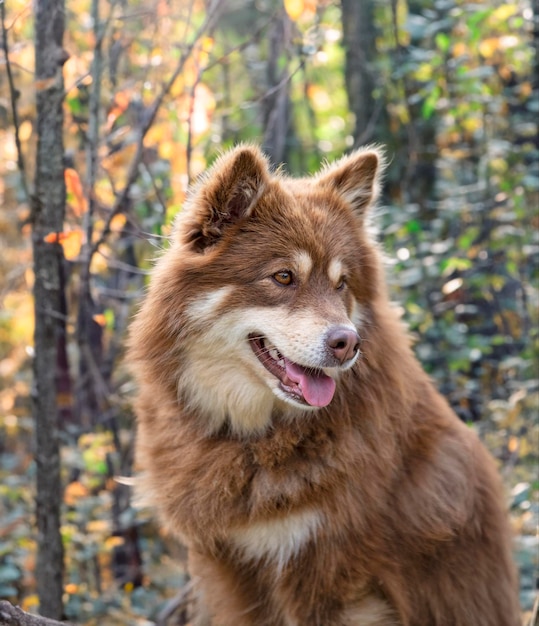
[{"left": 0, "top": 0, "right": 538, "bottom": 624}]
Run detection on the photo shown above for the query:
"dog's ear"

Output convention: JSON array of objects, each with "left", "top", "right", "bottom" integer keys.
[
  {"left": 182, "top": 145, "right": 270, "bottom": 252},
  {"left": 317, "top": 147, "right": 384, "bottom": 217}
]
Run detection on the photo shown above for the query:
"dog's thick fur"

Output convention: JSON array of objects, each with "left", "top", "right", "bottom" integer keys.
[{"left": 128, "top": 146, "right": 520, "bottom": 625}]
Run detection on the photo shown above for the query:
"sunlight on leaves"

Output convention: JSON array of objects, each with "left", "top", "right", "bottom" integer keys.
[
  {"left": 109, "top": 213, "right": 127, "bottom": 233},
  {"left": 44, "top": 230, "right": 84, "bottom": 260},
  {"left": 478, "top": 37, "right": 500, "bottom": 59},
  {"left": 284, "top": 0, "right": 306, "bottom": 21}
]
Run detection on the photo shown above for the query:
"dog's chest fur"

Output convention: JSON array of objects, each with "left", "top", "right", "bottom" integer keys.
[{"left": 228, "top": 508, "right": 323, "bottom": 570}]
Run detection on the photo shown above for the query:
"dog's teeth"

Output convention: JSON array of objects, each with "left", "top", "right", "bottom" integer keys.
[
  {"left": 278, "top": 359, "right": 285, "bottom": 368},
  {"left": 269, "top": 348, "right": 280, "bottom": 361}
]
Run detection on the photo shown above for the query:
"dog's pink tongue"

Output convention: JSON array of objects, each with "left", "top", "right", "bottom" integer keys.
[{"left": 285, "top": 361, "right": 336, "bottom": 407}]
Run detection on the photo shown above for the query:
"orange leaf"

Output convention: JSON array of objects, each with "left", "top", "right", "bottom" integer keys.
[
  {"left": 44, "top": 232, "right": 62, "bottom": 243},
  {"left": 64, "top": 481, "right": 89, "bottom": 506},
  {"left": 114, "top": 90, "right": 130, "bottom": 110},
  {"left": 44, "top": 230, "right": 84, "bottom": 260},
  {"left": 92, "top": 314, "right": 106, "bottom": 326},
  {"left": 107, "top": 90, "right": 131, "bottom": 130},
  {"left": 65, "top": 168, "right": 87, "bottom": 216}
]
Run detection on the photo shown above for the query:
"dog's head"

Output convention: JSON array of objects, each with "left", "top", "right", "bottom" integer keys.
[{"left": 141, "top": 145, "right": 385, "bottom": 433}]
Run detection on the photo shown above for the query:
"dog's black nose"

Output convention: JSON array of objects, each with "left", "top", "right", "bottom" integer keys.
[{"left": 326, "top": 327, "right": 360, "bottom": 364}]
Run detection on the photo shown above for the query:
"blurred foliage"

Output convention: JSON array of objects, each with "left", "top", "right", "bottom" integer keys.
[{"left": 0, "top": 0, "right": 538, "bottom": 623}]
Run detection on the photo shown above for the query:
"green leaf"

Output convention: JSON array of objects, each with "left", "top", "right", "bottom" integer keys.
[
  {"left": 435, "top": 32, "right": 450, "bottom": 53},
  {"left": 66, "top": 95, "right": 82, "bottom": 115},
  {"left": 406, "top": 219, "right": 422, "bottom": 234},
  {"left": 422, "top": 85, "right": 441, "bottom": 120},
  {"left": 457, "top": 227, "right": 480, "bottom": 250},
  {"left": 441, "top": 257, "right": 473, "bottom": 274}
]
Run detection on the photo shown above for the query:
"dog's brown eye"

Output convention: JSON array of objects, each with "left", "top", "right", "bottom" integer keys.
[
  {"left": 336, "top": 277, "right": 346, "bottom": 290},
  {"left": 273, "top": 270, "right": 293, "bottom": 286}
]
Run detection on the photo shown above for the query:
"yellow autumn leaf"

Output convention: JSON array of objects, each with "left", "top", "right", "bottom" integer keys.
[
  {"left": 43, "top": 230, "right": 84, "bottom": 260},
  {"left": 478, "top": 37, "right": 500, "bottom": 59},
  {"left": 105, "top": 536, "right": 125, "bottom": 550},
  {"left": 110, "top": 213, "right": 127, "bottom": 233},
  {"left": 3, "top": 291, "right": 34, "bottom": 342},
  {"left": 61, "top": 229, "right": 84, "bottom": 260},
  {"left": 159, "top": 140, "right": 176, "bottom": 160},
  {"left": 181, "top": 57, "right": 198, "bottom": 87},
  {"left": 284, "top": 0, "right": 304, "bottom": 21},
  {"left": 95, "top": 179, "right": 115, "bottom": 206},
  {"left": 461, "top": 117, "right": 482, "bottom": 133},
  {"left": 86, "top": 519, "right": 110, "bottom": 533},
  {"left": 197, "top": 36, "right": 214, "bottom": 67},
  {"left": 145, "top": 122, "right": 166, "bottom": 145},
  {"left": 415, "top": 62, "right": 433, "bottom": 81},
  {"left": 168, "top": 74, "right": 186, "bottom": 99},
  {"left": 90, "top": 248, "right": 108, "bottom": 274},
  {"left": 21, "top": 595, "right": 39, "bottom": 612},
  {"left": 18, "top": 120, "right": 33, "bottom": 142},
  {"left": 488, "top": 4, "right": 518, "bottom": 25}
]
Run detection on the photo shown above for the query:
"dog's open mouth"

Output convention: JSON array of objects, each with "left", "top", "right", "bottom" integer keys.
[{"left": 248, "top": 334, "right": 336, "bottom": 408}]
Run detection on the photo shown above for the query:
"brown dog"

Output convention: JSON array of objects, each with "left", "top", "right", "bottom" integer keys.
[{"left": 128, "top": 145, "right": 520, "bottom": 625}]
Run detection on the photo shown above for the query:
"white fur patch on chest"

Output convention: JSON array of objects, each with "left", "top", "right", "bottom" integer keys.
[{"left": 229, "top": 509, "right": 323, "bottom": 571}]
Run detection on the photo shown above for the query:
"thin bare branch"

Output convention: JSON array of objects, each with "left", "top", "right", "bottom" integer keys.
[
  {"left": 84, "top": 0, "right": 105, "bottom": 250},
  {"left": 203, "top": 11, "right": 276, "bottom": 74},
  {"left": 87, "top": 0, "right": 225, "bottom": 260},
  {"left": 1, "top": 0, "right": 30, "bottom": 202},
  {"left": 185, "top": 69, "right": 202, "bottom": 185},
  {"left": 143, "top": 161, "right": 169, "bottom": 216},
  {"left": 155, "top": 579, "right": 197, "bottom": 626}
]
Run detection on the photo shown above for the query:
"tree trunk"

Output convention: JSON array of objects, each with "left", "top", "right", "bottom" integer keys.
[
  {"left": 340, "top": 0, "right": 377, "bottom": 146},
  {"left": 261, "top": 10, "right": 292, "bottom": 165},
  {"left": 0, "top": 602, "right": 74, "bottom": 626},
  {"left": 32, "top": 0, "right": 69, "bottom": 618}
]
